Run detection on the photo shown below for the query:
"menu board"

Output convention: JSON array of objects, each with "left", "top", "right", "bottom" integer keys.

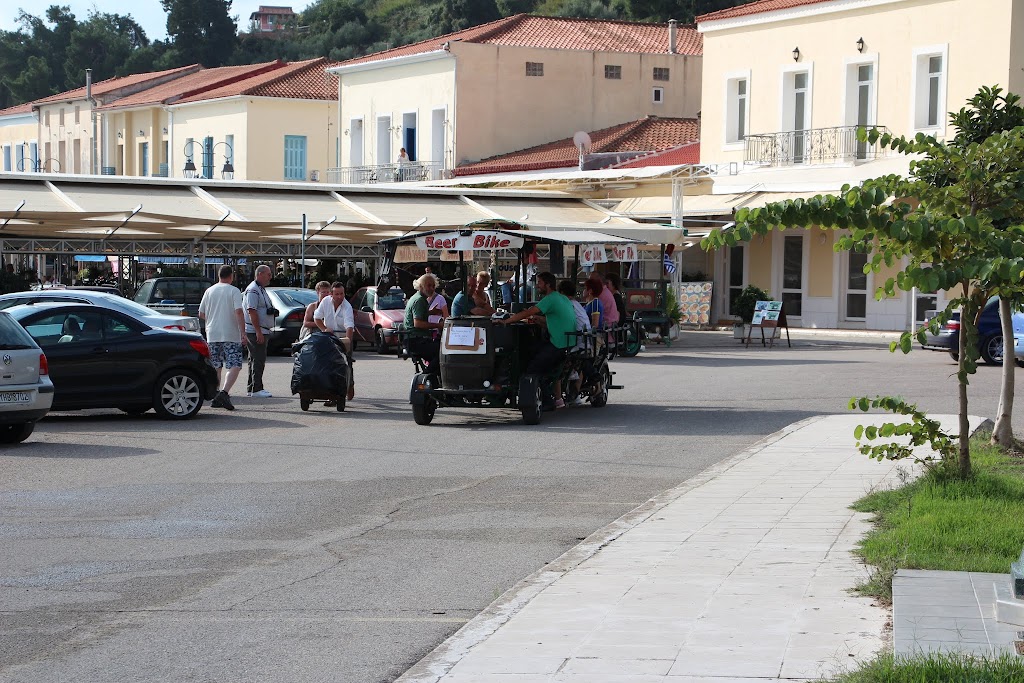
[
  {"left": 679, "top": 282, "right": 713, "bottom": 325},
  {"left": 751, "top": 300, "right": 783, "bottom": 326}
]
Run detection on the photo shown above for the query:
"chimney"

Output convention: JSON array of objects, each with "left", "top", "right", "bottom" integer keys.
[{"left": 668, "top": 19, "right": 677, "bottom": 54}]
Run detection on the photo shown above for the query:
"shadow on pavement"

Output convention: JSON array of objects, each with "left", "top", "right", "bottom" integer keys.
[
  {"left": 2, "top": 442, "right": 161, "bottom": 459},
  {"left": 39, "top": 410, "right": 304, "bottom": 432}
]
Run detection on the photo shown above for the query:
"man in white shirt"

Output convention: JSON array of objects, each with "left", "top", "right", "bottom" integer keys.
[
  {"left": 199, "top": 265, "right": 246, "bottom": 410},
  {"left": 314, "top": 281, "right": 356, "bottom": 400}
]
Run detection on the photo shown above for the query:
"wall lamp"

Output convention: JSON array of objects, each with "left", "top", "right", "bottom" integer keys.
[
  {"left": 792, "top": 46, "right": 800, "bottom": 62},
  {"left": 856, "top": 37, "right": 865, "bottom": 53},
  {"left": 138, "top": 129, "right": 145, "bottom": 137},
  {"left": 117, "top": 131, "right": 123, "bottom": 139}
]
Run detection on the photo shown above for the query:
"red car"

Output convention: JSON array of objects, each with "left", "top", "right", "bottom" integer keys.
[{"left": 352, "top": 286, "right": 407, "bottom": 353}]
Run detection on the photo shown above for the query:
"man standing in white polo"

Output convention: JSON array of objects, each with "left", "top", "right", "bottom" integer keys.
[
  {"left": 199, "top": 265, "right": 246, "bottom": 410},
  {"left": 314, "top": 281, "right": 356, "bottom": 400}
]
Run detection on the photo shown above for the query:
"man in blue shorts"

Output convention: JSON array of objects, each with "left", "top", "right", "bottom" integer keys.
[{"left": 199, "top": 265, "right": 247, "bottom": 410}]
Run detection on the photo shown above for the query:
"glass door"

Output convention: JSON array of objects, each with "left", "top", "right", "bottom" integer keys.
[
  {"left": 781, "top": 235, "right": 803, "bottom": 316},
  {"left": 844, "top": 250, "right": 867, "bottom": 320},
  {"left": 856, "top": 64, "right": 874, "bottom": 160}
]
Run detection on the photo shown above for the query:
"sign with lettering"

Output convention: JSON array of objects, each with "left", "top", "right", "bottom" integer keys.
[
  {"left": 415, "top": 231, "right": 524, "bottom": 251},
  {"left": 580, "top": 244, "right": 608, "bottom": 267},
  {"left": 610, "top": 244, "right": 639, "bottom": 262}
]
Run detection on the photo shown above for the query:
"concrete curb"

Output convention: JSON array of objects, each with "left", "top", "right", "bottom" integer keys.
[{"left": 395, "top": 414, "right": 828, "bottom": 683}]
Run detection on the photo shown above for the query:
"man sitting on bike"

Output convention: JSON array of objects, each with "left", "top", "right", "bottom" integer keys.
[
  {"left": 404, "top": 273, "right": 445, "bottom": 374},
  {"left": 496, "top": 271, "right": 575, "bottom": 409}
]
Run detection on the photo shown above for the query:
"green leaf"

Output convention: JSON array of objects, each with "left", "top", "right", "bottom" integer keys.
[
  {"left": 858, "top": 397, "right": 869, "bottom": 412},
  {"left": 854, "top": 425, "right": 864, "bottom": 439}
]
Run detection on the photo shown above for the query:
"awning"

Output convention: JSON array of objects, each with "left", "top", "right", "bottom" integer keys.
[
  {"left": 137, "top": 256, "right": 189, "bottom": 264},
  {"left": 472, "top": 197, "right": 632, "bottom": 225},
  {"left": 346, "top": 195, "right": 489, "bottom": 227},
  {"left": 206, "top": 189, "right": 369, "bottom": 225},
  {"left": 74, "top": 255, "right": 107, "bottom": 262}
]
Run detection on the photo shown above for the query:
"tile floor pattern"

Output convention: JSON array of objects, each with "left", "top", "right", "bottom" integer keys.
[
  {"left": 894, "top": 569, "right": 1022, "bottom": 657},
  {"left": 399, "top": 415, "right": 983, "bottom": 683}
]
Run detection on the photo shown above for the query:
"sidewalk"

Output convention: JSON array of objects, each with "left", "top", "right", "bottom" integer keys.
[{"left": 398, "top": 414, "right": 984, "bottom": 683}]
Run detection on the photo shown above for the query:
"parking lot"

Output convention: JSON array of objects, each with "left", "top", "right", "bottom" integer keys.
[{"left": 0, "top": 331, "right": 1015, "bottom": 683}]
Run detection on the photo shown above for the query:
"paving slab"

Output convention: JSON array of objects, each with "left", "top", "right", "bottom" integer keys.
[{"left": 397, "top": 414, "right": 985, "bottom": 682}]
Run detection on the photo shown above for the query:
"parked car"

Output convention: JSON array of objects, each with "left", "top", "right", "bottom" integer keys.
[
  {"left": 351, "top": 286, "right": 407, "bottom": 353},
  {"left": 0, "top": 310, "right": 54, "bottom": 443},
  {"left": 6, "top": 303, "right": 217, "bottom": 419},
  {"left": 266, "top": 287, "right": 320, "bottom": 354},
  {"left": 133, "top": 277, "right": 213, "bottom": 318},
  {"left": 0, "top": 290, "right": 201, "bottom": 333},
  {"left": 920, "top": 296, "right": 1024, "bottom": 365}
]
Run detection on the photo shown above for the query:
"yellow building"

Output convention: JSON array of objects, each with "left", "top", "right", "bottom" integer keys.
[
  {"left": 94, "top": 58, "right": 338, "bottom": 182},
  {"left": 0, "top": 103, "right": 37, "bottom": 174},
  {"left": 326, "top": 14, "right": 703, "bottom": 181},
  {"left": 697, "top": 0, "right": 1024, "bottom": 330}
]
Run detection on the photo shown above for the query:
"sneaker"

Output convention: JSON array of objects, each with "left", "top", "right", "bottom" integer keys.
[
  {"left": 250, "top": 389, "right": 273, "bottom": 398},
  {"left": 554, "top": 398, "right": 566, "bottom": 409},
  {"left": 210, "top": 391, "right": 225, "bottom": 408},
  {"left": 569, "top": 396, "right": 585, "bottom": 407},
  {"left": 219, "top": 393, "right": 235, "bottom": 411}
]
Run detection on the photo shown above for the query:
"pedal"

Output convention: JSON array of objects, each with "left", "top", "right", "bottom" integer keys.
[{"left": 609, "top": 384, "right": 624, "bottom": 390}]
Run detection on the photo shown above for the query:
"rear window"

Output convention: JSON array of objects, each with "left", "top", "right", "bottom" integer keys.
[
  {"left": 134, "top": 281, "right": 154, "bottom": 304},
  {"left": 0, "top": 312, "right": 38, "bottom": 348},
  {"left": 274, "top": 290, "right": 317, "bottom": 307},
  {"left": 185, "top": 280, "right": 210, "bottom": 303}
]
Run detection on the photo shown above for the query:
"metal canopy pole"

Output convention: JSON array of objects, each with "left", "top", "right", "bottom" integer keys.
[{"left": 301, "top": 213, "right": 307, "bottom": 287}]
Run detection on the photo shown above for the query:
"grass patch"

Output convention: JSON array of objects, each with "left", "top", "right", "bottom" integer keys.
[
  {"left": 823, "top": 651, "right": 1024, "bottom": 682},
  {"left": 851, "top": 434, "right": 1024, "bottom": 603}
]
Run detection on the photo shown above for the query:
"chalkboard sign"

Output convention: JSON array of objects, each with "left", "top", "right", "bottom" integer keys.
[{"left": 745, "top": 301, "right": 791, "bottom": 348}]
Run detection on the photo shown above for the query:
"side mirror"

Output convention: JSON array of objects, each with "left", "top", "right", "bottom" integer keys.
[{"left": 361, "top": 306, "right": 373, "bottom": 313}]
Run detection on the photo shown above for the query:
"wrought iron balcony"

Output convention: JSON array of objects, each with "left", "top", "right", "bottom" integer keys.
[
  {"left": 744, "top": 125, "right": 890, "bottom": 166},
  {"left": 325, "top": 161, "right": 446, "bottom": 184}
]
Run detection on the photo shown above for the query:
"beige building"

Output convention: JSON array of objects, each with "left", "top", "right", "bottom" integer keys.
[
  {"left": 93, "top": 58, "right": 337, "bottom": 182},
  {"left": 0, "top": 103, "right": 37, "bottom": 174},
  {"left": 696, "top": 0, "right": 1024, "bottom": 330},
  {"left": 326, "top": 14, "right": 702, "bottom": 181}
]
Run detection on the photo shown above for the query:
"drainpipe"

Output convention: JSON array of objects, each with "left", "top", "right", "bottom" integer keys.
[
  {"left": 87, "top": 69, "right": 98, "bottom": 175},
  {"left": 668, "top": 19, "right": 677, "bottom": 54}
]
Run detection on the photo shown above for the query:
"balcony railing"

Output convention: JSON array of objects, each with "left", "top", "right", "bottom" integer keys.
[
  {"left": 744, "top": 125, "right": 890, "bottom": 167},
  {"left": 325, "top": 161, "right": 446, "bottom": 184}
]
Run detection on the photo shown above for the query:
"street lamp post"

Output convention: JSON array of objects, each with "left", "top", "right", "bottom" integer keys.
[
  {"left": 182, "top": 140, "right": 234, "bottom": 179},
  {"left": 182, "top": 140, "right": 199, "bottom": 179}
]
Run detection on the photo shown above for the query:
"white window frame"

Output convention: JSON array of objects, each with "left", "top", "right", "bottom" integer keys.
[
  {"left": 910, "top": 44, "right": 948, "bottom": 136},
  {"left": 652, "top": 86, "right": 664, "bottom": 104},
  {"left": 349, "top": 117, "right": 364, "bottom": 167},
  {"left": 841, "top": 53, "right": 879, "bottom": 129},
  {"left": 772, "top": 230, "right": 809, "bottom": 319},
  {"left": 723, "top": 69, "right": 751, "bottom": 150},
  {"left": 779, "top": 63, "right": 813, "bottom": 164}
]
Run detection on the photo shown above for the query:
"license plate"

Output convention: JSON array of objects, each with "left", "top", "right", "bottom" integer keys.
[{"left": 0, "top": 391, "right": 31, "bottom": 404}]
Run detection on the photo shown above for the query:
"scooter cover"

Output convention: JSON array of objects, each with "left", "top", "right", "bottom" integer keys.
[{"left": 290, "top": 332, "right": 349, "bottom": 395}]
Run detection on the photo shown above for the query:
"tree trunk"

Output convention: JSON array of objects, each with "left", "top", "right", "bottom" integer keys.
[
  {"left": 992, "top": 297, "right": 1016, "bottom": 448},
  {"left": 957, "top": 286, "right": 972, "bottom": 478}
]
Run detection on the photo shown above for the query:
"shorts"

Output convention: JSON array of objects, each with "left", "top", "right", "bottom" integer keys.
[{"left": 209, "top": 341, "right": 244, "bottom": 369}]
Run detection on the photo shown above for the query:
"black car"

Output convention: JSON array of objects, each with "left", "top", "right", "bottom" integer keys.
[
  {"left": 7, "top": 303, "right": 218, "bottom": 419},
  {"left": 266, "top": 287, "right": 320, "bottom": 354}
]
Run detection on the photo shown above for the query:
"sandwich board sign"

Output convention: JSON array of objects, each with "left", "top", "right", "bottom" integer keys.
[{"left": 745, "top": 300, "right": 791, "bottom": 348}]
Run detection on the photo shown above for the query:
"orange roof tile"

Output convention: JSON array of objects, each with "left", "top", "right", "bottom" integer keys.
[
  {"left": 175, "top": 58, "right": 337, "bottom": 103},
  {"left": 0, "top": 102, "right": 34, "bottom": 117},
  {"left": 698, "top": 0, "right": 835, "bottom": 23},
  {"left": 342, "top": 14, "right": 701, "bottom": 68},
  {"left": 613, "top": 142, "right": 700, "bottom": 168},
  {"left": 96, "top": 61, "right": 285, "bottom": 111},
  {"left": 454, "top": 116, "right": 699, "bottom": 176},
  {"left": 31, "top": 64, "right": 201, "bottom": 106}
]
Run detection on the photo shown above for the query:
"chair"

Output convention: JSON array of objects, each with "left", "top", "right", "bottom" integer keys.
[
  {"left": 80, "top": 317, "right": 103, "bottom": 341},
  {"left": 58, "top": 318, "right": 81, "bottom": 343}
]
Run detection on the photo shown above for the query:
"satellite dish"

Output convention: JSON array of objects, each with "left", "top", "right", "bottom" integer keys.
[{"left": 573, "top": 131, "right": 592, "bottom": 153}]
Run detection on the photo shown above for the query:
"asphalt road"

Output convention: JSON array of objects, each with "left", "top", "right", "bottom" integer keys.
[{"left": 0, "top": 331, "right": 1014, "bottom": 683}]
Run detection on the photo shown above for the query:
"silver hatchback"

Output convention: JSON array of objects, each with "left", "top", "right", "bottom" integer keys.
[{"left": 0, "top": 310, "right": 54, "bottom": 444}]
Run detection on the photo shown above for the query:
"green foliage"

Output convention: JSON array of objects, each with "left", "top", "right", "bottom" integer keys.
[
  {"left": 730, "top": 284, "right": 771, "bottom": 323},
  {"left": 850, "top": 433, "right": 1024, "bottom": 603},
  {"left": 848, "top": 396, "right": 957, "bottom": 466},
  {"left": 0, "top": 269, "right": 33, "bottom": 295},
  {"left": 828, "top": 651, "right": 1024, "bottom": 683},
  {"left": 160, "top": 0, "right": 237, "bottom": 67},
  {"left": 664, "top": 285, "right": 681, "bottom": 325}
]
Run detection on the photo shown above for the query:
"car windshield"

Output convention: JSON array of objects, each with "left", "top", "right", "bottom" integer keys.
[
  {"left": 378, "top": 293, "right": 406, "bottom": 310},
  {"left": 273, "top": 289, "right": 318, "bottom": 307},
  {"left": 90, "top": 295, "right": 161, "bottom": 319},
  {"left": 0, "top": 312, "right": 36, "bottom": 349}
]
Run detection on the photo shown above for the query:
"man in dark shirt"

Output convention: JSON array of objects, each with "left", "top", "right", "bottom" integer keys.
[{"left": 404, "top": 273, "right": 444, "bottom": 373}]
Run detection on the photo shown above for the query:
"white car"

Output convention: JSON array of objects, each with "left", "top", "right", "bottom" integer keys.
[
  {"left": 0, "top": 310, "right": 54, "bottom": 443},
  {"left": 0, "top": 290, "right": 200, "bottom": 333}
]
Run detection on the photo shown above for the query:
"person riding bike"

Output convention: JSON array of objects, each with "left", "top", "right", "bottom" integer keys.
[{"left": 404, "top": 273, "right": 444, "bottom": 374}]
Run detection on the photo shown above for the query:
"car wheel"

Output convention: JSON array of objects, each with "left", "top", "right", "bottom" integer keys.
[
  {"left": 336, "top": 395, "right": 346, "bottom": 412},
  {"left": 520, "top": 381, "right": 542, "bottom": 425},
  {"left": 949, "top": 349, "right": 959, "bottom": 362},
  {"left": 412, "top": 396, "right": 436, "bottom": 425},
  {"left": 119, "top": 406, "right": 150, "bottom": 416},
  {"left": 0, "top": 422, "right": 34, "bottom": 444},
  {"left": 300, "top": 397, "right": 310, "bottom": 411},
  {"left": 619, "top": 325, "right": 642, "bottom": 358},
  {"left": 375, "top": 328, "right": 388, "bottom": 354},
  {"left": 980, "top": 334, "right": 1004, "bottom": 365},
  {"left": 153, "top": 370, "right": 204, "bottom": 419}
]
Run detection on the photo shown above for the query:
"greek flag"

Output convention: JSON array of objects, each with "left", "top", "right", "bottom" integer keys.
[{"left": 664, "top": 253, "right": 676, "bottom": 274}]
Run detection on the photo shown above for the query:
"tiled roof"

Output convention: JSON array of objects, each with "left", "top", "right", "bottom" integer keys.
[
  {"left": 0, "top": 102, "right": 33, "bottom": 117},
  {"left": 698, "top": 0, "right": 834, "bottom": 23},
  {"left": 175, "top": 58, "right": 338, "bottom": 103},
  {"left": 454, "top": 116, "right": 699, "bottom": 176},
  {"left": 613, "top": 142, "right": 701, "bottom": 168},
  {"left": 96, "top": 61, "right": 285, "bottom": 111},
  {"left": 341, "top": 14, "right": 701, "bottom": 68},
  {"left": 30, "top": 64, "right": 201, "bottom": 106}
]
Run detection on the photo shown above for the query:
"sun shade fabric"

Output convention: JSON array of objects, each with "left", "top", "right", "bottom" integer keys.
[
  {"left": 205, "top": 189, "right": 368, "bottom": 225},
  {"left": 343, "top": 195, "right": 489, "bottom": 227},
  {"left": 471, "top": 198, "right": 628, "bottom": 225},
  {"left": 54, "top": 183, "right": 224, "bottom": 221},
  {"left": 0, "top": 183, "right": 74, "bottom": 213}
]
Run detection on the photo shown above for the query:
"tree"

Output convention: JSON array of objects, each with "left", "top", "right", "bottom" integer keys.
[
  {"left": 431, "top": 0, "right": 501, "bottom": 34},
  {"left": 64, "top": 12, "right": 150, "bottom": 86},
  {"left": 160, "top": 0, "right": 237, "bottom": 67},
  {"left": 702, "top": 86, "right": 1024, "bottom": 479}
]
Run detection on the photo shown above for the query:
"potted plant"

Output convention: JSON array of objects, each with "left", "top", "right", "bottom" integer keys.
[
  {"left": 732, "top": 285, "right": 772, "bottom": 339},
  {"left": 665, "top": 285, "right": 683, "bottom": 339}
]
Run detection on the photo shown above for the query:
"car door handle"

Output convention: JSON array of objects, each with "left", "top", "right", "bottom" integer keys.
[{"left": 91, "top": 346, "right": 109, "bottom": 353}]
